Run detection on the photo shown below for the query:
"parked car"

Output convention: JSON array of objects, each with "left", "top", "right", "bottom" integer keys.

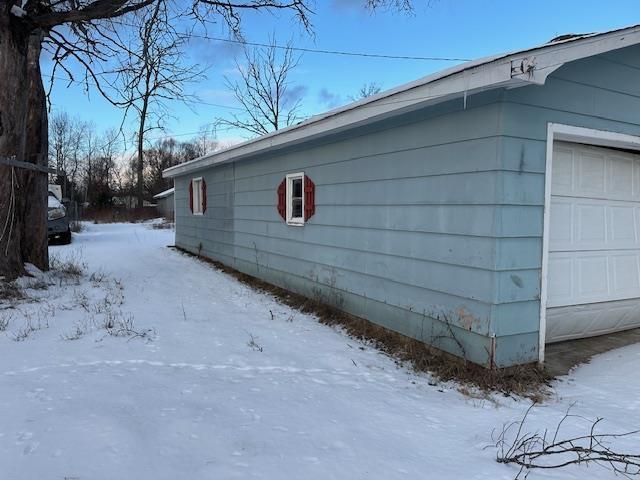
[{"left": 48, "top": 192, "right": 71, "bottom": 244}]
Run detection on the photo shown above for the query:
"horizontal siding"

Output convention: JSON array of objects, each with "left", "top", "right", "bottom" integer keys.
[
  {"left": 232, "top": 256, "right": 496, "bottom": 366},
  {"left": 174, "top": 101, "right": 508, "bottom": 366},
  {"left": 175, "top": 164, "right": 235, "bottom": 268},
  {"left": 492, "top": 44, "right": 640, "bottom": 353},
  {"left": 235, "top": 204, "right": 529, "bottom": 237},
  {"left": 172, "top": 45, "right": 640, "bottom": 367}
]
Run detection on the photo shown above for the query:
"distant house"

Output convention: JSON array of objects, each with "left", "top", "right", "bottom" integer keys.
[
  {"left": 112, "top": 195, "right": 154, "bottom": 209},
  {"left": 153, "top": 187, "right": 175, "bottom": 219},
  {"left": 164, "top": 25, "right": 640, "bottom": 368}
]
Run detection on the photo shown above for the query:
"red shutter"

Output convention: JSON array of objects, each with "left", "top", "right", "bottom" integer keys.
[
  {"left": 277, "top": 178, "right": 286, "bottom": 220},
  {"left": 188, "top": 180, "right": 193, "bottom": 213},
  {"left": 201, "top": 179, "right": 207, "bottom": 213},
  {"left": 304, "top": 176, "right": 315, "bottom": 221}
]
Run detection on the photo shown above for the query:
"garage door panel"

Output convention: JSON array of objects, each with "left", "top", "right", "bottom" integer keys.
[
  {"left": 577, "top": 255, "right": 609, "bottom": 298},
  {"left": 548, "top": 250, "right": 640, "bottom": 308},
  {"left": 547, "top": 299, "right": 640, "bottom": 343},
  {"left": 550, "top": 198, "right": 640, "bottom": 251},
  {"left": 551, "top": 143, "right": 640, "bottom": 201},
  {"left": 609, "top": 155, "right": 634, "bottom": 194},
  {"left": 549, "top": 199, "right": 573, "bottom": 248},
  {"left": 612, "top": 254, "right": 640, "bottom": 293},
  {"left": 547, "top": 142, "right": 640, "bottom": 343},
  {"left": 609, "top": 206, "right": 636, "bottom": 242},
  {"left": 552, "top": 147, "right": 574, "bottom": 192},
  {"left": 578, "top": 151, "right": 606, "bottom": 194},
  {"left": 547, "top": 255, "right": 573, "bottom": 306},
  {"left": 577, "top": 203, "right": 606, "bottom": 243}
]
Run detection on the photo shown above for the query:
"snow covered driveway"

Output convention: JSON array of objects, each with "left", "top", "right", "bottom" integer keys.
[{"left": 1, "top": 222, "right": 639, "bottom": 479}]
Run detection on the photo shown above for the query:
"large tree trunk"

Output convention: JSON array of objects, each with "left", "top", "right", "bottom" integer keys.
[{"left": 0, "top": 15, "right": 48, "bottom": 280}]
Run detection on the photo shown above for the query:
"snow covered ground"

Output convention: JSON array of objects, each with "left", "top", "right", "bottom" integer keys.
[{"left": 0, "top": 222, "right": 639, "bottom": 480}]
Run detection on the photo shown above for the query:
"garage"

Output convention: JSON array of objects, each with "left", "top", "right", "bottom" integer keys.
[{"left": 546, "top": 141, "right": 640, "bottom": 342}]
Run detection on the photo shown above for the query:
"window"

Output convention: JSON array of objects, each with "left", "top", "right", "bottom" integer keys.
[
  {"left": 277, "top": 173, "right": 315, "bottom": 224},
  {"left": 286, "top": 172, "right": 305, "bottom": 225},
  {"left": 190, "top": 177, "right": 205, "bottom": 215}
]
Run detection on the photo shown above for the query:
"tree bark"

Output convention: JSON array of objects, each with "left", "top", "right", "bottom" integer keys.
[
  {"left": 0, "top": 15, "right": 48, "bottom": 280},
  {"left": 136, "top": 95, "right": 149, "bottom": 209}
]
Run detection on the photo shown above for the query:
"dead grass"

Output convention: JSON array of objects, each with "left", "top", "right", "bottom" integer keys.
[
  {"left": 49, "top": 250, "right": 87, "bottom": 280},
  {"left": 174, "top": 247, "right": 553, "bottom": 401},
  {"left": 0, "top": 282, "right": 26, "bottom": 301}
]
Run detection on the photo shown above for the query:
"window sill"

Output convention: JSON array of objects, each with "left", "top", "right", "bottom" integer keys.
[{"left": 286, "top": 220, "right": 304, "bottom": 227}]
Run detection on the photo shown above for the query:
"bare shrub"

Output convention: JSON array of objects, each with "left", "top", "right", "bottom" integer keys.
[
  {"left": 11, "top": 305, "right": 53, "bottom": 341},
  {"left": 246, "top": 332, "right": 263, "bottom": 352},
  {"left": 0, "top": 282, "right": 25, "bottom": 301},
  {"left": 49, "top": 250, "right": 87, "bottom": 282},
  {"left": 12, "top": 318, "right": 37, "bottom": 342},
  {"left": 494, "top": 404, "right": 640, "bottom": 478},
  {"left": 89, "top": 270, "right": 108, "bottom": 285},
  {"left": 0, "top": 313, "right": 11, "bottom": 331},
  {"left": 61, "top": 320, "right": 90, "bottom": 341},
  {"left": 73, "top": 290, "right": 91, "bottom": 312},
  {"left": 102, "top": 310, "right": 154, "bottom": 340},
  {"left": 25, "top": 278, "right": 51, "bottom": 291}
]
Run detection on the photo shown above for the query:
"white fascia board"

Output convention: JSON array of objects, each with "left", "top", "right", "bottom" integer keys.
[
  {"left": 164, "top": 25, "right": 640, "bottom": 179},
  {"left": 153, "top": 187, "right": 175, "bottom": 199},
  {"left": 511, "top": 25, "right": 640, "bottom": 84}
]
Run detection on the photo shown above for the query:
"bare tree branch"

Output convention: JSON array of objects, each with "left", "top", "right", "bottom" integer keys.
[
  {"left": 494, "top": 404, "right": 640, "bottom": 479},
  {"left": 218, "top": 35, "right": 303, "bottom": 137}
]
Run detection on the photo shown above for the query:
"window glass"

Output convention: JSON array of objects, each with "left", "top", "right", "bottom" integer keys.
[
  {"left": 192, "top": 179, "right": 203, "bottom": 214},
  {"left": 291, "top": 177, "right": 303, "bottom": 219}
]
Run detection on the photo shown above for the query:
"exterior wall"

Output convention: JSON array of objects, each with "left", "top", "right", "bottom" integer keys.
[
  {"left": 157, "top": 194, "right": 175, "bottom": 219},
  {"left": 173, "top": 43, "right": 640, "bottom": 368},
  {"left": 493, "top": 43, "right": 640, "bottom": 366},
  {"left": 175, "top": 92, "right": 510, "bottom": 367}
]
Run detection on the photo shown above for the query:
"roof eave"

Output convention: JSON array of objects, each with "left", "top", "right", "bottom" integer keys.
[{"left": 163, "top": 25, "right": 640, "bottom": 179}]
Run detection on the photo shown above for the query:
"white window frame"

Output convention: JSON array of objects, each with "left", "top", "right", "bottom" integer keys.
[
  {"left": 286, "top": 172, "right": 305, "bottom": 226},
  {"left": 191, "top": 177, "right": 204, "bottom": 215}
]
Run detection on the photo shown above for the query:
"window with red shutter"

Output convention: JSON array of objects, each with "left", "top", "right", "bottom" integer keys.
[
  {"left": 277, "top": 178, "right": 286, "bottom": 220},
  {"left": 280, "top": 172, "right": 315, "bottom": 225},
  {"left": 304, "top": 176, "right": 315, "bottom": 221},
  {"left": 201, "top": 179, "right": 207, "bottom": 213},
  {"left": 285, "top": 173, "right": 304, "bottom": 225},
  {"left": 190, "top": 177, "right": 204, "bottom": 215}
]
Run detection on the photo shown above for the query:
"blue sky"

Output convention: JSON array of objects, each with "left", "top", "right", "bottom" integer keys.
[{"left": 45, "top": 0, "right": 640, "bottom": 149}]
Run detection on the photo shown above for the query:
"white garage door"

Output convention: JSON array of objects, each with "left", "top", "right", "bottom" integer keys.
[{"left": 546, "top": 141, "right": 640, "bottom": 343}]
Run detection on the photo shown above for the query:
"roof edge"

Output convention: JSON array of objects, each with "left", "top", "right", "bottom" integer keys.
[
  {"left": 164, "top": 24, "right": 640, "bottom": 179},
  {"left": 153, "top": 187, "right": 175, "bottom": 199}
]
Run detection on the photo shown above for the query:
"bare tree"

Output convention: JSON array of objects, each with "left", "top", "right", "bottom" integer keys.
[
  {"left": 0, "top": 0, "right": 419, "bottom": 279},
  {"left": 218, "top": 37, "right": 303, "bottom": 136},
  {"left": 115, "top": 2, "right": 204, "bottom": 208},
  {"left": 349, "top": 82, "right": 382, "bottom": 101},
  {"left": 49, "top": 112, "right": 90, "bottom": 202}
]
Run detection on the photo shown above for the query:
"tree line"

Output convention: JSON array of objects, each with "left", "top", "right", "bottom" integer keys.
[
  {"left": 0, "top": 0, "right": 417, "bottom": 279},
  {"left": 48, "top": 111, "right": 217, "bottom": 210}
]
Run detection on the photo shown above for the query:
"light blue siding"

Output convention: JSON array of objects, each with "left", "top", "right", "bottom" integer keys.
[
  {"left": 490, "top": 43, "right": 640, "bottom": 366},
  {"left": 174, "top": 43, "right": 640, "bottom": 367}
]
